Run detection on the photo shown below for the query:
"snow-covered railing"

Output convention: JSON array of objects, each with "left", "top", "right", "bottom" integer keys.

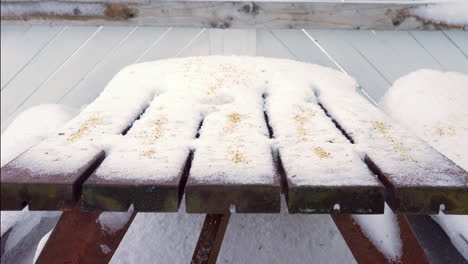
[{"left": 1, "top": 0, "right": 467, "bottom": 30}]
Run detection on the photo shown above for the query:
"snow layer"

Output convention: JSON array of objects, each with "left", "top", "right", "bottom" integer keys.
[
  {"left": 8, "top": 56, "right": 464, "bottom": 189},
  {"left": 380, "top": 69, "right": 468, "bottom": 260},
  {"left": 412, "top": 0, "right": 468, "bottom": 27},
  {"left": 7, "top": 65, "right": 155, "bottom": 175},
  {"left": 6, "top": 56, "right": 380, "bottom": 187},
  {"left": 316, "top": 74, "right": 467, "bottom": 187},
  {"left": 1, "top": 104, "right": 78, "bottom": 167},
  {"left": 380, "top": 69, "right": 468, "bottom": 171},
  {"left": 352, "top": 204, "right": 402, "bottom": 261}
]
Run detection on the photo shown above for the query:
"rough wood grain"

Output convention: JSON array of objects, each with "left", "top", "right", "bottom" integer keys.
[{"left": 2, "top": 1, "right": 466, "bottom": 30}]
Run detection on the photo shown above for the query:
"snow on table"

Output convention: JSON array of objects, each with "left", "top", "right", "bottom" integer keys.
[
  {"left": 265, "top": 65, "right": 384, "bottom": 213},
  {"left": 316, "top": 77, "right": 468, "bottom": 214},
  {"left": 380, "top": 69, "right": 468, "bottom": 259},
  {"left": 1, "top": 56, "right": 466, "bottom": 214},
  {"left": 0, "top": 63, "right": 155, "bottom": 210}
]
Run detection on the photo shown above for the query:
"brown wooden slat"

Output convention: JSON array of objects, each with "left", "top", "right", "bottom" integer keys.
[
  {"left": 184, "top": 108, "right": 281, "bottom": 214},
  {"left": 315, "top": 90, "right": 468, "bottom": 214},
  {"left": 331, "top": 211, "right": 429, "bottom": 264},
  {"left": 0, "top": 151, "right": 104, "bottom": 210},
  {"left": 35, "top": 201, "right": 135, "bottom": 264},
  {"left": 83, "top": 153, "right": 193, "bottom": 212},
  {"left": 192, "top": 213, "right": 231, "bottom": 264},
  {"left": 365, "top": 156, "right": 468, "bottom": 214},
  {"left": 1, "top": 69, "right": 154, "bottom": 211},
  {"left": 265, "top": 92, "right": 385, "bottom": 214}
]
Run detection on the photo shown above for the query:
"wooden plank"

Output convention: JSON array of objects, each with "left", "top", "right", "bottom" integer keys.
[
  {"left": 82, "top": 51, "right": 207, "bottom": 213},
  {"left": 35, "top": 201, "right": 135, "bottom": 264},
  {"left": 315, "top": 85, "right": 468, "bottom": 214},
  {"left": 0, "top": 26, "right": 98, "bottom": 129},
  {"left": 186, "top": 98, "right": 280, "bottom": 213},
  {"left": 6, "top": 26, "right": 135, "bottom": 121},
  {"left": 407, "top": 215, "right": 468, "bottom": 263},
  {"left": 2, "top": 1, "right": 466, "bottom": 30},
  {"left": 192, "top": 214, "right": 231, "bottom": 264},
  {"left": 332, "top": 211, "right": 429, "bottom": 264},
  {"left": 0, "top": 25, "right": 63, "bottom": 89},
  {"left": 1, "top": 152, "right": 104, "bottom": 210},
  {"left": 0, "top": 66, "right": 155, "bottom": 210},
  {"left": 265, "top": 82, "right": 384, "bottom": 214}
]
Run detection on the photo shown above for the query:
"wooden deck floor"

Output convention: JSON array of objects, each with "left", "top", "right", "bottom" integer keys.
[{"left": 1, "top": 25, "right": 467, "bottom": 132}]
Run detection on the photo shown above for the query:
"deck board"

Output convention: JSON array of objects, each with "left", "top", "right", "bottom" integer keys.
[
  {"left": 1, "top": 26, "right": 63, "bottom": 89},
  {"left": 13, "top": 27, "right": 134, "bottom": 116},
  {"left": 443, "top": 31, "right": 468, "bottom": 58},
  {"left": 1, "top": 26, "right": 99, "bottom": 130},
  {"left": 59, "top": 27, "right": 170, "bottom": 108}
]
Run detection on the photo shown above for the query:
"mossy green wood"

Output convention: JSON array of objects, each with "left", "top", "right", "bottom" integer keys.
[
  {"left": 83, "top": 179, "right": 181, "bottom": 212},
  {"left": 389, "top": 186, "right": 468, "bottom": 214},
  {"left": 185, "top": 183, "right": 281, "bottom": 213},
  {"left": 287, "top": 185, "right": 385, "bottom": 214},
  {"left": 0, "top": 151, "right": 104, "bottom": 211},
  {"left": 82, "top": 154, "right": 193, "bottom": 212}
]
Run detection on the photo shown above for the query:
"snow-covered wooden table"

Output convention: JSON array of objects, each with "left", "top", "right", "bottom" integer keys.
[
  {"left": 2, "top": 56, "right": 467, "bottom": 216},
  {"left": 2, "top": 24, "right": 468, "bottom": 264}
]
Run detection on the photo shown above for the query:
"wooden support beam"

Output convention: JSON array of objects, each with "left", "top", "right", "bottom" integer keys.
[
  {"left": 35, "top": 201, "right": 135, "bottom": 264},
  {"left": 1, "top": 1, "right": 466, "bottom": 30},
  {"left": 192, "top": 213, "right": 231, "bottom": 264},
  {"left": 331, "top": 211, "right": 429, "bottom": 264}
]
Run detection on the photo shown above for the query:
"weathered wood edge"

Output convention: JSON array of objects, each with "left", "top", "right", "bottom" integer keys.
[
  {"left": 364, "top": 155, "right": 468, "bottom": 214},
  {"left": 287, "top": 184, "right": 385, "bottom": 214},
  {"left": 185, "top": 183, "right": 281, "bottom": 213},
  {"left": 1, "top": 1, "right": 467, "bottom": 30},
  {"left": 83, "top": 152, "right": 193, "bottom": 212},
  {"left": 0, "top": 151, "right": 105, "bottom": 211},
  {"left": 275, "top": 151, "right": 385, "bottom": 214}
]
